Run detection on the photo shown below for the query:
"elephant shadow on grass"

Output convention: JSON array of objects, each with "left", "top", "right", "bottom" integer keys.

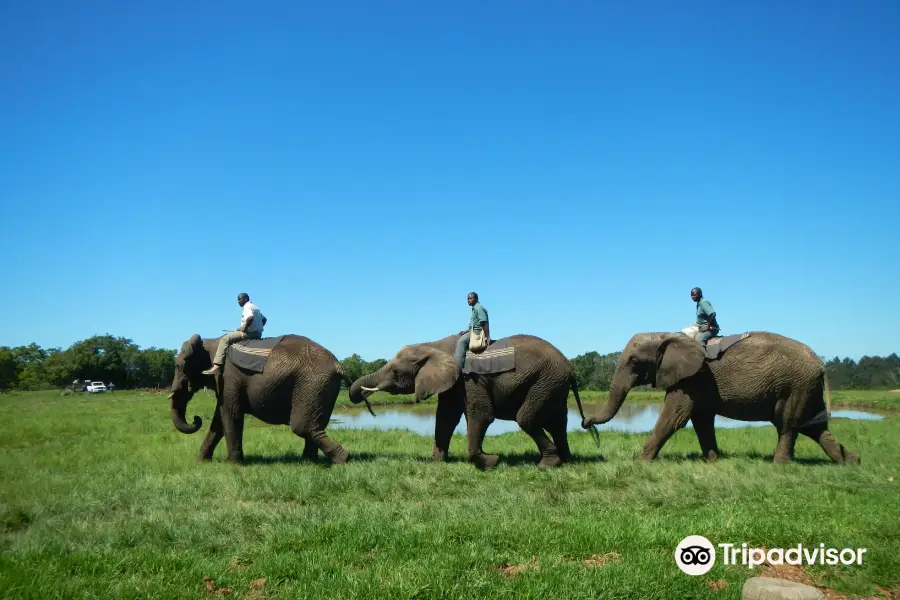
[
  {"left": 650, "top": 450, "right": 833, "bottom": 466},
  {"left": 410, "top": 451, "right": 607, "bottom": 467},
  {"left": 236, "top": 450, "right": 408, "bottom": 466}
]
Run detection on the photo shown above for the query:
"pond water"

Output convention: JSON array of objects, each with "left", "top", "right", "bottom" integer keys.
[{"left": 329, "top": 403, "right": 884, "bottom": 437}]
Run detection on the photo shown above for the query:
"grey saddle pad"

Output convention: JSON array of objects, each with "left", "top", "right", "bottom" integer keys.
[
  {"left": 702, "top": 332, "right": 751, "bottom": 360},
  {"left": 463, "top": 337, "right": 516, "bottom": 375},
  {"left": 227, "top": 335, "right": 286, "bottom": 373}
]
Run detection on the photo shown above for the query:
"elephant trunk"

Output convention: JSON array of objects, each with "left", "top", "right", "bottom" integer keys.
[
  {"left": 169, "top": 392, "right": 202, "bottom": 434},
  {"left": 349, "top": 372, "right": 380, "bottom": 404},
  {"left": 582, "top": 366, "right": 637, "bottom": 428}
]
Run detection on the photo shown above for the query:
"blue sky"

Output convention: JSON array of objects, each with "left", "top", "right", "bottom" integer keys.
[{"left": 1, "top": 1, "right": 898, "bottom": 361}]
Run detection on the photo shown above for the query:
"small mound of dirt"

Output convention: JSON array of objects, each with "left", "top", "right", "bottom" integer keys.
[
  {"left": 247, "top": 578, "right": 267, "bottom": 600},
  {"left": 706, "top": 579, "right": 727, "bottom": 591},
  {"left": 493, "top": 557, "right": 539, "bottom": 578},
  {"left": 202, "top": 576, "right": 232, "bottom": 596},
  {"left": 582, "top": 552, "right": 621, "bottom": 567}
]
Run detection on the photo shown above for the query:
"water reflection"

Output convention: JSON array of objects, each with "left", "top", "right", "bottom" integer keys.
[{"left": 329, "top": 403, "right": 884, "bottom": 437}]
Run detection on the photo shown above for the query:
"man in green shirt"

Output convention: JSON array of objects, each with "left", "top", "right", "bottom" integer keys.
[
  {"left": 454, "top": 292, "right": 490, "bottom": 367},
  {"left": 682, "top": 287, "right": 720, "bottom": 345}
]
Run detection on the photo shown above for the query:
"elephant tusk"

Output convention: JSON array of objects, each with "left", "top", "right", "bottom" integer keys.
[{"left": 361, "top": 386, "right": 380, "bottom": 393}]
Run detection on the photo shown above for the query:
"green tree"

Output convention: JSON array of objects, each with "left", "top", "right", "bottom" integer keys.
[
  {"left": 365, "top": 358, "right": 387, "bottom": 374},
  {"left": 10, "top": 343, "right": 48, "bottom": 390},
  {"left": 341, "top": 354, "right": 368, "bottom": 383},
  {"left": 340, "top": 355, "right": 389, "bottom": 387},
  {"left": 0, "top": 347, "right": 17, "bottom": 392},
  {"left": 42, "top": 349, "right": 75, "bottom": 388},
  {"left": 141, "top": 348, "right": 176, "bottom": 388},
  {"left": 569, "top": 351, "right": 622, "bottom": 390}
]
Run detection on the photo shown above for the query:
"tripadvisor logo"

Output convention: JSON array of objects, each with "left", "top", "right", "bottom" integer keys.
[
  {"left": 675, "top": 535, "right": 868, "bottom": 575},
  {"left": 675, "top": 535, "right": 716, "bottom": 575}
]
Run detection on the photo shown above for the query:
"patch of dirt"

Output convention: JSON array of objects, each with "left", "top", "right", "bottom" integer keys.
[
  {"left": 581, "top": 552, "right": 621, "bottom": 567},
  {"left": 246, "top": 577, "right": 267, "bottom": 600},
  {"left": 706, "top": 579, "right": 728, "bottom": 591},
  {"left": 492, "top": 557, "right": 539, "bottom": 578},
  {"left": 202, "top": 576, "right": 232, "bottom": 596}
]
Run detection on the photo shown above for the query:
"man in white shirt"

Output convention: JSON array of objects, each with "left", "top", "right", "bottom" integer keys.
[{"left": 203, "top": 293, "right": 267, "bottom": 376}]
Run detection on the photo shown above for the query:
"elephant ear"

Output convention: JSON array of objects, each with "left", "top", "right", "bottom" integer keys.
[
  {"left": 180, "top": 334, "right": 203, "bottom": 358},
  {"left": 655, "top": 334, "right": 706, "bottom": 390},
  {"left": 414, "top": 349, "right": 461, "bottom": 402}
]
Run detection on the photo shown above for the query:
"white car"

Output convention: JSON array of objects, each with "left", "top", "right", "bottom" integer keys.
[{"left": 86, "top": 382, "right": 108, "bottom": 393}]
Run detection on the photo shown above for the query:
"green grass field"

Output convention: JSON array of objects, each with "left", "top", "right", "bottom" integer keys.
[{"left": 1, "top": 389, "right": 898, "bottom": 599}]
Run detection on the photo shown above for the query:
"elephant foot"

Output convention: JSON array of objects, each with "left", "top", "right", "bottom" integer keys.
[
  {"left": 197, "top": 454, "right": 214, "bottom": 463},
  {"left": 537, "top": 455, "right": 563, "bottom": 469},
  {"left": 703, "top": 450, "right": 719, "bottom": 462},
  {"left": 226, "top": 454, "right": 245, "bottom": 465},
  {"left": 472, "top": 453, "right": 500, "bottom": 471},
  {"left": 432, "top": 447, "right": 448, "bottom": 462},
  {"left": 328, "top": 447, "right": 350, "bottom": 465},
  {"left": 773, "top": 454, "right": 792, "bottom": 464},
  {"left": 841, "top": 451, "right": 860, "bottom": 466}
]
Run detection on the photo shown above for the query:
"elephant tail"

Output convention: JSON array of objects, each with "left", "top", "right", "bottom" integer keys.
[
  {"left": 571, "top": 375, "right": 600, "bottom": 447},
  {"left": 799, "top": 367, "right": 833, "bottom": 429},
  {"left": 336, "top": 362, "right": 376, "bottom": 417}
]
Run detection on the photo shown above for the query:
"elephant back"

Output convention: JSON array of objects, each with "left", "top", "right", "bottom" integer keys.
[{"left": 268, "top": 334, "right": 342, "bottom": 372}]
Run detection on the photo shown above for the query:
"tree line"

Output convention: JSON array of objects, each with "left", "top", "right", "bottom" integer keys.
[
  {"left": 1, "top": 335, "right": 898, "bottom": 392},
  {"left": 0, "top": 336, "right": 396, "bottom": 393}
]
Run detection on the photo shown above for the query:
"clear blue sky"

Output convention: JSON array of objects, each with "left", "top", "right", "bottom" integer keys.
[{"left": 2, "top": 1, "right": 898, "bottom": 361}]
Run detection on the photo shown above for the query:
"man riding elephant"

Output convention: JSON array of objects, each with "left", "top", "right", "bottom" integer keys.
[
  {"left": 203, "top": 293, "right": 267, "bottom": 376},
  {"left": 454, "top": 292, "right": 490, "bottom": 368},
  {"left": 682, "top": 287, "right": 719, "bottom": 346}
]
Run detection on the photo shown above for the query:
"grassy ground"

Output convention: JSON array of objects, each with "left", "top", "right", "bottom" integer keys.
[{"left": 1, "top": 390, "right": 898, "bottom": 599}]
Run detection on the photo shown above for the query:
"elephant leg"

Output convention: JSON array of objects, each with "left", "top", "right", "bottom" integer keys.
[
  {"left": 433, "top": 390, "right": 465, "bottom": 462},
  {"left": 288, "top": 381, "right": 348, "bottom": 465},
  {"left": 773, "top": 428, "right": 798, "bottom": 464},
  {"left": 516, "top": 388, "right": 566, "bottom": 469},
  {"left": 466, "top": 415, "right": 498, "bottom": 470},
  {"left": 690, "top": 411, "right": 719, "bottom": 461},
  {"left": 799, "top": 424, "right": 860, "bottom": 465},
  {"left": 465, "top": 389, "right": 498, "bottom": 470},
  {"left": 301, "top": 435, "right": 319, "bottom": 462},
  {"left": 220, "top": 402, "right": 246, "bottom": 463},
  {"left": 291, "top": 405, "right": 348, "bottom": 465},
  {"left": 640, "top": 390, "right": 692, "bottom": 461},
  {"left": 291, "top": 422, "right": 348, "bottom": 465},
  {"left": 197, "top": 404, "right": 225, "bottom": 461},
  {"left": 546, "top": 406, "right": 572, "bottom": 463}
]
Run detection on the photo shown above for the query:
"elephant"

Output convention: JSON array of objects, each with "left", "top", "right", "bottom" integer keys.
[
  {"left": 580, "top": 331, "right": 859, "bottom": 465},
  {"left": 347, "top": 333, "right": 596, "bottom": 470},
  {"left": 168, "top": 333, "right": 374, "bottom": 464}
]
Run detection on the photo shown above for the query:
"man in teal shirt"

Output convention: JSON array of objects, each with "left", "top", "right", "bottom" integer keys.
[
  {"left": 455, "top": 292, "right": 490, "bottom": 367},
  {"left": 683, "top": 287, "right": 719, "bottom": 345}
]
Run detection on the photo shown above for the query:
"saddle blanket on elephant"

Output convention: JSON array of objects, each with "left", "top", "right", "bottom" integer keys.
[
  {"left": 702, "top": 332, "right": 751, "bottom": 360},
  {"left": 463, "top": 338, "right": 515, "bottom": 375},
  {"left": 227, "top": 335, "right": 286, "bottom": 373}
]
